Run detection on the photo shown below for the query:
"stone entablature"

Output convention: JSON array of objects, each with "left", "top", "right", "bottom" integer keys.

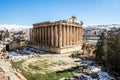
[{"left": 30, "top": 16, "right": 83, "bottom": 53}]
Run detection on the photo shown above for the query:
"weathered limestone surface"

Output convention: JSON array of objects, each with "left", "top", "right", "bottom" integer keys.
[
  {"left": 30, "top": 16, "right": 83, "bottom": 53},
  {"left": 0, "top": 53, "right": 26, "bottom": 80}
]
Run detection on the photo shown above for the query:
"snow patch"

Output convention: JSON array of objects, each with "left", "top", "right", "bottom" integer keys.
[
  {"left": 88, "top": 66, "right": 101, "bottom": 73},
  {"left": 98, "top": 71, "right": 116, "bottom": 80},
  {"left": 9, "top": 51, "right": 21, "bottom": 56}
]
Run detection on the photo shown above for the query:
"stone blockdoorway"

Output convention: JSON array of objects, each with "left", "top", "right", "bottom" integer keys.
[{"left": 6, "top": 44, "right": 9, "bottom": 51}]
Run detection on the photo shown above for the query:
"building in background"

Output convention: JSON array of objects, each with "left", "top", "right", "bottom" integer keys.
[{"left": 30, "top": 16, "right": 83, "bottom": 53}]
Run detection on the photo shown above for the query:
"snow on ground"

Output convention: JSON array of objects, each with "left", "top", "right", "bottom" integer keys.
[
  {"left": 81, "top": 74, "right": 97, "bottom": 80},
  {"left": 98, "top": 71, "right": 116, "bottom": 80},
  {"left": 8, "top": 47, "right": 45, "bottom": 59},
  {"left": 81, "top": 60, "right": 94, "bottom": 66},
  {"left": 88, "top": 66, "right": 101, "bottom": 73},
  {"left": 9, "top": 51, "right": 21, "bottom": 56},
  {"left": 81, "top": 60, "right": 116, "bottom": 80},
  {"left": 9, "top": 51, "right": 28, "bottom": 59},
  {"left": 8, "top": 47, "right": 35, "bottom": 59}
]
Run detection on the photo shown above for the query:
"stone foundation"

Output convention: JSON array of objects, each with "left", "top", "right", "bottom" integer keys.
[{"left": 30, "top": 44, "right": 82, "bottom": 54}]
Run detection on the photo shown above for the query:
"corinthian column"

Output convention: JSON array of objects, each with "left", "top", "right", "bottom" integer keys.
[
  {"left": 35, "top": 28, "right": 37, "bottom": 45},
  {"left": 76, "top": 27, "right": 79, "bottom": 45},
  {"left": 58, "top": 24, "right": 62, "bottom": 48},
  {"left": 39, "top": 27, "right": 41, "bottom": 45},
  {"left": 55, "top": 25, "right": 58, "bottom": 47},
  {"left": 33, "top": 28, "right": 35, "bottom": 44},
  {"left": 63, "top": 25, "right": 66, "bottom": 47},
  {"left": 81, "top": 27, "right": 83, "bottom": 45},
  {"left": 29, "top": 28, "right": 32, "bottom": 43},
  {"left": 69, "top": 26, "right": 72, "bottom": 46},
  {"left": 47, "top": 26, "right": 50, "bottom": 46},
  {"left": 72, "top": 26, "right": 75, "bottom": 45},
  {"left": 32, "top": 29, "right": 34, "bottom": 44},
  {"left": 51, "top": 25, "right": 54, "bottom": 47},
  {"left": 37, "top": 27, "right": 39, "bottom": 45},
  {"left": 45, "top": 26, "right": 47, "bottom": 46},
  {"left": 41, "top": 27, "right": 44, "bottom": 45},
  {"left": 66, "top": 25, "right": 69, "bottom": 46}
]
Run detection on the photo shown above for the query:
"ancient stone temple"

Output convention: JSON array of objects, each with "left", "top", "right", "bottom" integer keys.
[{"left": 29, "top": 16, "right": 83, "bottom": 53}]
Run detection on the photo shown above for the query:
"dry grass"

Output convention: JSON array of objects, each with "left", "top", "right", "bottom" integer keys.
[
  {"left": 21, "top": 54, "right": 79, "bottom": 74},
  {"left": 12, "top": 53, "right": 81, "bottom": 80}
]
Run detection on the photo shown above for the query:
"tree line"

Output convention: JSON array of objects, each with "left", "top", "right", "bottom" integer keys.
[{"left": 95, "top": 30, "right": 120, "bottom": 76}]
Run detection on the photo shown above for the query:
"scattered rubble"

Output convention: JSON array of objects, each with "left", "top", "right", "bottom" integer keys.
[{"left": 60, "top": 53, "right": 116, "bottom": 80}]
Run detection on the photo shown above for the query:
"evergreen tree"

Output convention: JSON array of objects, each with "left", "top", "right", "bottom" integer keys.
[
  {"left": 96, "top": 29, "right": 120, "bottom": 74},
  {"left": 107, "top": 31, "right": 120, "bottom": 74},
  {"left": 95, "top": 30, "right": 107, "bottom": 64}
]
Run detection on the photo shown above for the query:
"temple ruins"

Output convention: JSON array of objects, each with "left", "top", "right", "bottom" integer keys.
[{"left": 29, "top": 16, "right": 83, "bottom": 53}]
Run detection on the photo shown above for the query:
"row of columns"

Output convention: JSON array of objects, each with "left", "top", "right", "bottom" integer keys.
[
  {"left": 61, "top": 25, "right": 82, "bottom": 47},
  {"left": 30, "top": 24, "right": 82, "bottom": 48}
]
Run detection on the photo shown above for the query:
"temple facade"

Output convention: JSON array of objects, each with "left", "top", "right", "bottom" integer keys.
[{"left": 29, "top": 16, "right": 83, "bottom": 53}]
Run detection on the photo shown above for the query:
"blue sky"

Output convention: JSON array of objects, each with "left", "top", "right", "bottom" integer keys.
[{"left": 0, "top": 0, "right": 120, "bottom": 26}]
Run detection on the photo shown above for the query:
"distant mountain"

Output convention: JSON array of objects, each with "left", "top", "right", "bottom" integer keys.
[
  {"left": 1, "top": 24, "right": 120, "bottom": 32},
  {"left": 84, "top": 24, "right": 120, "bottom": 30},
  {"left": 0, "top": 24, "right": 32, "bottom": 32}
]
